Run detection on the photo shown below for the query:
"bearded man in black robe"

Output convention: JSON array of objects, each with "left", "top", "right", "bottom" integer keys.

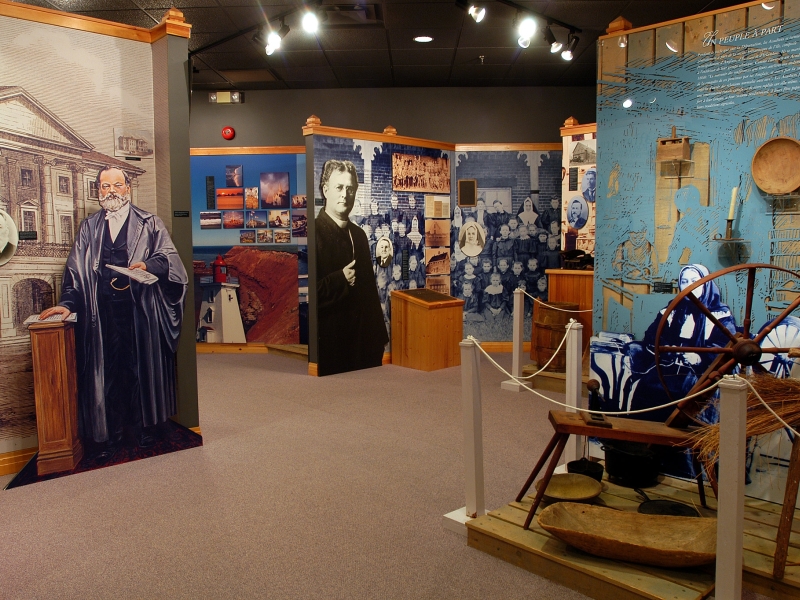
[
  {"left": 315, "top": 160, "right": 388, "bottom": 376},
  {"left": 40, "top": 166, "right": 187, "bottom": 456}
]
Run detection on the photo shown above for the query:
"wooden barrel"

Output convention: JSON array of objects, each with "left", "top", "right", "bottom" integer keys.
[{"left": 531, "top": 301, "right": 579, "bottom": 370}]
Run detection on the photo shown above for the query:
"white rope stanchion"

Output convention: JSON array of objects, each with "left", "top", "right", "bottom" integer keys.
[
  {"left": 716, "top": 375, "right": 748, "bottom": 599},
  {"left": 501, "top": 289, "right": 526, "bottom": 392},
  {"left": 564, "top": 320, "right": 583, "bottom": 464},
  {"left": 443, "top": 339, "right": 487, "bottom": 536}
]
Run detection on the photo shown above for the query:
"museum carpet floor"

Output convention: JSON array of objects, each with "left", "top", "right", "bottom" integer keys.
[{"left": 0, "top": 352, "right": 771, "bottom": 599}]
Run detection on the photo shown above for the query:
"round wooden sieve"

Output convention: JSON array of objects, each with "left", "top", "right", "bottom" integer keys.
[{"left": 751, "top": 136, "right": 800, "bottom": 195}]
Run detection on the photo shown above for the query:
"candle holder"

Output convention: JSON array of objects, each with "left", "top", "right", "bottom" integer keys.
[{"left": 713, "top": 221, "right": 749, "bottom": 263}]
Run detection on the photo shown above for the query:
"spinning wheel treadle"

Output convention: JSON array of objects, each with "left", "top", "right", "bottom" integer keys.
[{"left": 655, "top": 264, "right": 800, "bottom": 428}]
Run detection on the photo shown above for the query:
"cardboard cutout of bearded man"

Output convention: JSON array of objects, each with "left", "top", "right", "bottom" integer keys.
[{"left": 41, "top": 166, "right": 187, "bottom": 453}]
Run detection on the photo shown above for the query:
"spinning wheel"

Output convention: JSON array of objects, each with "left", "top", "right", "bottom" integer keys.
[{"left": 653, "top": 264, "right": 800, "bottom": 429}]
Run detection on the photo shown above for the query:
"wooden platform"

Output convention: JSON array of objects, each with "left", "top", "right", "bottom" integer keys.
[
  {"left": 265, "top": 344, "right": 308, "bottom": 361},
  {"left": 467, "top": 473, "right": 800, "bottom": 600}
]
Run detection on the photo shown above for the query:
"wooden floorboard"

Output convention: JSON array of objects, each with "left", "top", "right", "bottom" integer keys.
[{"left": 468, "top": 472, "right": 800, "bottom": 599}]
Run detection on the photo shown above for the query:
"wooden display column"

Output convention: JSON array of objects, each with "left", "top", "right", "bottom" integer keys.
[
  {"left": 391, "top": 289, "right": 464, "bottom": 371},
  {"left": 28, "top": 320, "right": 83, "bottom": 475}
]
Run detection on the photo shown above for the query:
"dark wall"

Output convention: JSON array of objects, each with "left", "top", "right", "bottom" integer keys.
[{"left": 189, "top": 86, "right": 596, "bottom": 147}]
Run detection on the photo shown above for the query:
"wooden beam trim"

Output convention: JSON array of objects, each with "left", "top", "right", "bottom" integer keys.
[
  {"left": 308, "top": 362, "right": 318, "bottom": 376},
  {"left": 0, "top": 0, "right": 190, "bottom": 43},
  {"left": 195, "top": 343, "right": 270, "bottom": 353},
  {"left": 598, "top": 0, "right": 767, "bottom": 40},
  {"left": 303, "top": 125, "right": 456, "bottom": 151},
  {"left": 560, "top": 124, "right": 597, "bottom": 136},
  {"left": 191, "top": 146, "right": 306, "bottom": 156},
  {"left": 455, "top": 143, "right": 562, "bottom": 152}
]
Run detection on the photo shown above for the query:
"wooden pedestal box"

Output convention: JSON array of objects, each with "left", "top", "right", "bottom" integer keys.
[
  {"left": 390, "top": 289, "right": 464, "bottom": 371},
  {"left": 29, "top": 321, "right": 83, "bottom": 475}
]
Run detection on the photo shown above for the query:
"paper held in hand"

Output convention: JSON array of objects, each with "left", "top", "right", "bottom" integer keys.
[
  {"left": 24, "top": 312, "right": 78, "bottom": 325},
  {"left": 106, "top": 263, "right": 158, "bottom": 285}
]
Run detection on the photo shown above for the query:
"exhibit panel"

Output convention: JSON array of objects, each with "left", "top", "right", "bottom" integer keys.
[
  {"left": 560, "top": 119, "right": 597, "bottom": 256},
  {"left": 190, "top": 148, "right": 307, "bottom": 345},
  {"left": 305, "top": 122, "right": 455, "bottom": 376},
  {"left": 453, "top": 145, "right": 562, "bottom": 343},
  {"left": 592, "top": 0, "right": 800, "bottom": 497},
  {"left": 0, "top": 2, "right": 200, "bottom": 479}
]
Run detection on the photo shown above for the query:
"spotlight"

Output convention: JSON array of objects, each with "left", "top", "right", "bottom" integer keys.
[
  {"left": 267, "top": 31, "right": 281, "bottom": 50},
  {"left": 468, "top": 5, "right": 485, "bottom": 22},
  {"left": 518, "top": 36, "right": 531, "bottom": 49},
  {"left": 561, "top": 35, "right": 579, "bottom": 60},
  {"left": 414, "top": 36, "right": 433, "bottom": 43},
  {"left": 617, "top": 35, "right": 627, "bottom": 48},
  {"left": 517, "top": 16, "right": 536, "bottom": 39},
  {"left": 665, "top": 39, "right": 679, "bottom": 53},
  {"left": 622, "top": 98, "right": 633, "bottom": 108},
  {"left": 302, "top": 11, "right": 319, "bottom": 33},
  {"left": 762, "top": 2, "right": 777, "bottom": 9},
  {"left": 544, "top": 26, "right": 562, "bottom": 53},
  {"left": 278, "top": 21, "right": 290, "bottom": 39}
]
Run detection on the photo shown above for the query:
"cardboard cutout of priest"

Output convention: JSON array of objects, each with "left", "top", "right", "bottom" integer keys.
[{"left": 40, "top": 166, "right": 187, "bottom": 457}]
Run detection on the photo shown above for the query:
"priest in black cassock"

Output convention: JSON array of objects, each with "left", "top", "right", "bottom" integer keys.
[
  {"left": 315, "top": 159, "right": 388, "bottom": 376},
  {"left": 40, "top": 166, "right": 187, "bottom": 456}
]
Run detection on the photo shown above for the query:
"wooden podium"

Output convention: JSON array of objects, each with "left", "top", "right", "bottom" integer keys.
[
  {"left": 28, "top": 320, "right": 83, "bottom": 475},
  {"left": 390, "top": 289, "right": 464, "bottom": 371}
]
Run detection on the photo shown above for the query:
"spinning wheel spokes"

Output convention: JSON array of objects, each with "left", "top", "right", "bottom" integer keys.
[{"left": 651, "top": 264, "right": 800, "bottom": 428}]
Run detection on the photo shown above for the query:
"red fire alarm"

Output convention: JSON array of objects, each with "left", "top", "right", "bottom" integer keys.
[{"left": 221, "top": 126, "right": 235, "bottom": 140}]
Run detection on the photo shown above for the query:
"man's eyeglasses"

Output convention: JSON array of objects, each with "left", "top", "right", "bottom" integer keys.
[{"left": 100, "top": 182, "right": 127, "bottom": 191}]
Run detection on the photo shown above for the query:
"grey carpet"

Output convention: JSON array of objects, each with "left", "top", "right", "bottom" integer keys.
[{"left": 0, "top": 352, "right": 770, "bottom": 599}]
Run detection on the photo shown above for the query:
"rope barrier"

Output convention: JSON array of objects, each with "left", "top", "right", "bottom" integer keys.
[
  {"left": 466, "top": 335, "right": 723, "bottom": 416},
  {"left": 514, "top": 320, "right": 576, "bottom": 379},
  {"left": 520, "top": 291, "right": 593, "bottom": 313}
]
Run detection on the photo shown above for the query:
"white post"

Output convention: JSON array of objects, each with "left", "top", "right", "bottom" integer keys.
[
  {"left": 715, "top": 375, "right": 747, "bottom": 599},
  {"left": 443, "top": 339, "right": 487, "bottom": 535},
  {"left": 564, "top": 320, "right": 583, "bottom": 464},
  {"left": 502, "top": 288, "right": 526, "bottom": 392}
]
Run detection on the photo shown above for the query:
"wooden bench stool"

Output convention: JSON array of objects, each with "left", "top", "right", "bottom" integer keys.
[{"left": 517, "top": 410, "right": 708, "bottom": 530}]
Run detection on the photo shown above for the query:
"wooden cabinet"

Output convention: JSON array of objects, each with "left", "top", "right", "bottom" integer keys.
[
  {"left": 29, "top": 321, "right": 83, "bottom": 475},
  {"left": 545, "top": 269, "right": 593, "bottom": 351},
  {"left": 390, "top": 289, "right": 464, "bottom": 371}
]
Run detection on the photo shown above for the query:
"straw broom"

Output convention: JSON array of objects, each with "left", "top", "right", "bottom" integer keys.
[{"left": 692, "top": 374, "right": 800, "bottom": 463}]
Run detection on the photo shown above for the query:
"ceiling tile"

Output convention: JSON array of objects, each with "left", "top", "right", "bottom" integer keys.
[
  {"left": 543, "top": 1, "right": 627, "bottom": 30},
  {"left": 453, "top": 47, "right": 518, "bottom": 65},
  {"left": 135, "top": 0, "right": 217, "bottom": 8},
  {"left": 387, "top": 28, "right": 459, "bottom": 49},
  {"left": 179, "top": 7, "right": 239, "bottom": 33},
  {"left": 391, "top": 48, "right": 453, "bottom": 66},
  {"left": 197, "top": 36, "right": 258, "bottom": 55},
  {"left": 325, "top": 50, "right": 392, "bottom": 67},
  {"left": 317, "top": 28, "right": 389, "bottom": 50},
  {"left": 392, "top": 65, "right": 451, "bottom": 79},
  {"left": 335, "top": 79, "right": 393, "bottom": 88},
  {"left": 449, "top": 64, "right": 509, "bottom": 78},
  {"left": 384, "top": 3, "right": 463, "bottom": 28},
  {"left": 458, "top": 26, "right": 519, "bottom": 48},
  {"left": 333, "top": 66, "right": 393, "bottom": 79},
  {"left": 50, "top": 0, "right": 139, "bottom": 11},
  {"left": 265, "top": 51, "right": 331, "bottom": 69},
  {"left": 195, "top": 52, "right": 269, "bottom": 71}
]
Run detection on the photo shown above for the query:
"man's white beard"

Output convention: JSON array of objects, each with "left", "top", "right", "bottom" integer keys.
[{"left": 99, "top": 191, "right": 131, "bottom": 212}]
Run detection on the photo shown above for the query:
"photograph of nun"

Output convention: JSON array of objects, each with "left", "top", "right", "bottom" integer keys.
[
  {"left": 458, "top": 221, "right": 486, "bottom": 258},
  {"left": 624, "top": 264, "right": 736, "bottom": 423}
]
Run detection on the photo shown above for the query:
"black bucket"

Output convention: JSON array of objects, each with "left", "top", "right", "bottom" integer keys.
[{"left": 602, "top": 440, "right": 660, "bottom": 488}]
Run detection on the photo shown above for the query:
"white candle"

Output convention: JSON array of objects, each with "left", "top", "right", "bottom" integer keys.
[{"left": 728, "top": 186, "right": 738, "bottom": 221}]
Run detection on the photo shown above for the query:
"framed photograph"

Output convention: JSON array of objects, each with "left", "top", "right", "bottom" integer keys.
[
  {"left": 226, "top": 165, "right": 243, "bottom": 187},
  {"left": 374, "top": 235, "right": 394, "bottom": 268},
  {"left": 216, "top": 188, "right": 244, "bottom": 210},
  {"left": 113, "top": 127, "right": 154, "bottom": 158},
  {"left": 200, "top": 211, "right": 222, "bottom": 230},
  {"left": 245, "top": 210, "right": 268, "bottom": 228},
  {"left": 458, "top": 222, "right": 486, "bottom": 258},
  {"left": 291, "top": 209, "right": 307, "bottom": 239},
  {"left": 425, "top": 276, "right": 450, "bottom": 295},
  {"left": 425, "top": 194, "right": 450, "bottom": 218},
  {"left": 257, "top": 229, "right": 274, "bottom": 244},
  {"left": 457, "top": 180, "right": 477, "bottom": 208},
  {"left": 569, "top": 138, "right": 597, "bottom": 166},
  {"left": 566, "top": 196, "right": 589, "bottom": 230},
  {"left": 581, "top": 168, "right": 597, "bottom": 203},
  {"left": 425, "top": 247, "right": 450, "bottom": 275},
  {"left": 292, "top": 194, "right": 307, "bottom": 209},
  {"left": 392, "top": 153, "right": 450, "bottom": 193},
  {"left": 260, "top": 172, "right": 290, "bottom": 209},
  {"left": 240, "top": 229, "right": 256, "bottom": 244},
  {"left": 245, "top": 187, "right": 259, "bottom": 210},
  {"left": 222, "top": 210, "right": 244, "bottom": 229},
  {"left": 424, "top": 219, "right": 450, "bottom": 247},
  {"left": 269, "top": 209, "right": 290, "bottom": 228},
  {"left": 274, "top": 229, "right": 291, "bottom": 243}
]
